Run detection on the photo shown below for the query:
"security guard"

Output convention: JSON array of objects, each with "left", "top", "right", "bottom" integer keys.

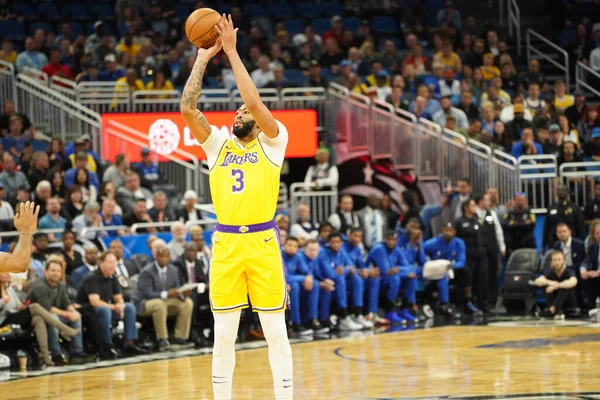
[
  {"left": 543, "top": 184, "right": 585, "bottom": 250},
  {"left": 584, "top": 184, "right": 600, "bottom": 224},
  {"left": 475, "top": 193, "right": 506, "bottom": 310},
  {"left": 502, "top": 194, "right": 537, "bottom": 259},
  {"left": 454, "top": 198, "right": 487, "bottom": 316}
]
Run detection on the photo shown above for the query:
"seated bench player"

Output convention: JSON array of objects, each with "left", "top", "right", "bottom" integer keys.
[
  {"left": 316, "top": 232, "right": 364, "bottom": 331},
  {"left": 297, "top": 239, "right": 330, "bottom": 334},
  {"left": 342, "top": 228, "right": 377, "bottom": 328},
  {"left": 423, "top": 223, "right": 464, "bottom": 319},
  {"left": 282, "top": 236, "right": 319, "bottom": 335},
  {"left": 367, "top": 230, "right": 413, "bottom": 324},
  {"left": 398, "top": 227, "right": 426, "bottom": 323}
]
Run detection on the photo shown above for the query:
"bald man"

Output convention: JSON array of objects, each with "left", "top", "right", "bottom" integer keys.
[{"left": 0, "top": 201, "right": 39, "bottom": 273}]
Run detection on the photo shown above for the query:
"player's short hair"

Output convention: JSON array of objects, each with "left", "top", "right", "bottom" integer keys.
[
  {"left": 384, "top": 230, "right": 397, "bottom": 239},
  {"left": 556, "top": 222, "right": 571, "bottom": 231},
  {"left": 285, "top": 236, "right": 299, "bottom": 244},
  {"left": 458, "top": 177, "right": 471, "bottom": 186},
  {"left": 349, "top": 228, "right": 363, "bottom": 235},
  {"left": 474, "top": 193, "right": 487, "bottom": 204},
  {"left": 461, "top": 198, "right": 474, "bottom": 213},
  {"left": 327, "top": 232, "right": 342, "bottom": 242},
  {"left": 305, "top": 239, "right": 319, "bottom": 246},
  {"left": 339, "top": 194, "right": 353, "bottom": 203},
  {"left": 551, "top": 249, "right": 565, "bottom": 259},
  {"left": 318, "top": 222, "right": 333, "bottom": 233}
]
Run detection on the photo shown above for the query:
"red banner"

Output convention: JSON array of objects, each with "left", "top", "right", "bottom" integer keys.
[{"left": 101, "top": 110, "right": 318, "bottom": 162}]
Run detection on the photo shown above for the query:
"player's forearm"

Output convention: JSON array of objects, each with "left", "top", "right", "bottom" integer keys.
[
  {"left": 227, "top": 52, "right": 261, "bottom": 108},
  {"left": 180, "top": 57, "right": 209, "bottom": 113},
  {"left": 0, "top": 234, "right": 32, "bottom": 273}
]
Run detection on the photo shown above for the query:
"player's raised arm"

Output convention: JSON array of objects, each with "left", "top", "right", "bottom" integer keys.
[
  {"left": 0, "top": 201, "right": 40, "bottom": 273},
  {"left": 180, "top": 39, "right": 223, "bottom": 144},
  {"left": 216, "top": 14, "right": 279, "bottom": 139}
]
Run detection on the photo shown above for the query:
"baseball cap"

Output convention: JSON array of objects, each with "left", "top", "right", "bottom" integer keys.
[
  {"left": 513, "top": 103, "right": 524, "bottom": 113},
  {"left": 340, "top": 60, "right": 351, "bottom": 67},
  {"left": 549, "top": 124, "right": 561, "bottom": 133},
  {"left": 310, "top": 59, "right": 319, "bottom": 66},
  {"left": 443, "top": 222, "right": 455, "bottom": 229},
  {"left": 81, "top": 134, "right": 91, "bottom": 141},
  {"left": 94, "top": 20, "right": 104, "bottom": 29},
  {"left": 593, "top": 23, "right": 600, "bottom": 32},
  {"left": 141, "top": 147, "right": 150, "bottom": 155},
  {"left": 443, "top": 68, "right": 455, "bottom": 78},
  {"left": 104, "top": 53, "right": 116, "bottom": 63},
  {"left": 376, "top": 70, "right": 388, "bottom": 78},
  {"left": 183, "top": 190, "right": 198, "bottom": 200},
  {"left": 331, "top": 15, "right": 342, "bottom": 23},
  {"left": 592, "top": 127, "right": 600, "bottom": 139},
  {"left": 75, "top": 137, "right": 86, "bottom": 145}
]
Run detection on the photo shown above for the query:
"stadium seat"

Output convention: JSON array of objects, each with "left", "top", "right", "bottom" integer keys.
[
  {"left": 320, "top": 2, "right": 343, "bottom": 17},
  {"left": 312, "top": 18, "right": 331, "bottom": 35},
  {"left": 0, "top": 21, "right": 26, "bottom": 40},
  {"left": 321, "top": 67, "right": 333, "bottom": 79},
  {"left": 175, "top": 4, "right": 191, "bottom": 19},
  {"left": 220, "top": 4, "right": 233, "bottom": 14},
  {"left": 284, "top": 19, "right": 303, "bottom": 36},
  {"left": 424, "top": 0, "right": 447, "bottom": 11},
  {"left": 560, "top": 29, "right": 576, "bottom": 47},
  {"left": 284, "top": 69, "right": 304, "bottom": 86},
  {"left": 131, "top": 254, "right": 152, "bottom": 271},
  {"left": 496, "top": 249, "right": 540, "bottom": 315},
  {"left": 12, "top": 3, "right": 37, "bottom": 19},
  {"left": 343, "top": 17, "right": 361, "bottom": 32},
  {"left": 244, "top": 4, "right": 267, "bottom": 17},
  {"left": 296, "top": 3, "right": 320, "bottom": 19},
  {"left": 64, "top": 22, "right": 84, "bottom": 36},
  {"left": 371, "top": 17, "right": 399, "bottom": 34},
  {"left": 36, "top": 3, "right": 61, "bottom": 20},
  {"left": 90, "top": 4, "right": 115, "bottom": 20},
  {"left": 270, "top": 3, "right": 295, "bottom": 19},
  {"left": 29, "top": 22, "right": 54, "bottom": 35},
  {"left": 61, "top": 4, "right": 89, "bottom": 20}
]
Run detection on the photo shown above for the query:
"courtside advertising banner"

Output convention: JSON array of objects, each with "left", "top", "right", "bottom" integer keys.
[{"left": 101, "top": 110, "right": 318, "bottom": 162}]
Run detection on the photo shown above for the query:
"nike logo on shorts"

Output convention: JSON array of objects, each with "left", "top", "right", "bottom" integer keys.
[{"left": 265, "top": 237, "right": 275, "bottom": 243}]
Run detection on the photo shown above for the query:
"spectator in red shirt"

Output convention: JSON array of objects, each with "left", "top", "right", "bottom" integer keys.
[
  {"left": 322, "top": 15, "right": 345, "bottom": 45},
  {"left": 41, "top": 49, "right": 73, "bottom": 80}
]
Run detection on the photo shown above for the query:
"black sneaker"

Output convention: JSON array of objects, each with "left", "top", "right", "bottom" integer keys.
[
  {"left": 100, "top": 347, "right": 119, "bottom": 360},
  {"left": 170, "top": 338, "right": 195, "bottom": 350},
  {"left": 441, "top": 304, "right": 462, "bottom": 319},
  {"left": 292, "top": 324, "right": 314, "bottom": 335},
  {"left": 51, "top": 354, "right": 68, "bottom": 366},
  {"left": 464, "top": 302, "right": 484, "bottom": 317},
  {"left": 123, "top": 342, "right": 148, "bottom": 356},
  {"left": 311, "top": 320, "right": 330, "bottom": 334},
  {"left": 537, "top": 309, "right": 554, "bottom": 319},
  {"left": 69, "top": 353, "right": 96, "bottom": 365},
  {"left": 158, "top": 338, "right": 171, "bottom": 352}
]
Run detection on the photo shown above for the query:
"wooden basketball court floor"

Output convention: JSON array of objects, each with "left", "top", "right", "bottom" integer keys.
[{"left": 2, "top": 320, "right": 600, "bottom": 400}]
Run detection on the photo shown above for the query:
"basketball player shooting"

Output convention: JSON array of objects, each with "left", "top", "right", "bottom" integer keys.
[
  {"left": 180, "top": 14, "right": 293, "bottom": 400},
  {"left": 0, "top": 201, "right": 40, "bottom": 273}
]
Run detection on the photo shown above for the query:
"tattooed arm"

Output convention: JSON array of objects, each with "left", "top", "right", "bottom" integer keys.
[{"left": 180, "top": 40, "right": 222, "bottom": 144}]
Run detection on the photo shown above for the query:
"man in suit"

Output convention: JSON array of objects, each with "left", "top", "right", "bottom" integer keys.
[
  {"left": 553, "top": 222, "right": 586, "bottom": 311},
  {"left": 582, "top": 223, "right": 600, "bottom": 309},
  {"left": 173, "top": 242, "right": 210, "bottom": 345},
  {"left": 71, "top": 246, "right": 99, "bottom": 288},
  {"left": 132, "top": 247, "right": 195, "bottom": 351},
  {"left": 328, "top": 194, "right": 362, "bottom": 236},
  {"left": 175, "top": 190, "right": 203, "bottom": 223},
  {"left": 109, "top": 239, "right": 138, "bottom": 302},
  {"left": 441, "top": 178, "right": 472, "bottom": 226}
]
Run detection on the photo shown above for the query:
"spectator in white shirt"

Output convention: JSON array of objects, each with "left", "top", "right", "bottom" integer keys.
[
  {"left": 357, "top": 195, "right": 386, "bottom": 249},
  {"left": 303, "top": 148, "right": 339, "bottom": 189},
  {"left": 433, "top": 96, "right": 469, "bottom": 130},
  {"left": 0, "top": 183, "right": 15, "bottom": 221},
  {"left": 250, "top": 55, "right": 274, "bottom": 88},
  {"left": 438, "top": 68, "right": 461, "bottom": 97},
  {"left": 167, "top": 222, "right": 187, "bottom": 261},
  {"left": 289, "top": 204, "right": 319, "bottom": 245},
  {"left": 328, "top": 194, "right": 362, "bottom": 235},
  {"left": 591, "top": 23, "right": 600, "bottom": 72}
]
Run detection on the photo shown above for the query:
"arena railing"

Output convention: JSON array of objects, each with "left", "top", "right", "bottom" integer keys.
[
  {"left": 413, "top": 118, "right": 442, "bottom": 182},
  {"left": 21, "top": 67, "right": 48, "bottom": 83},
  {"left": 77, "top": 81, "right": 131, "bottom": 114},
  {"left": 517, "top": 154, "right": 558, "bottom": 213},
  {"left": 467, "top": 138, "right": 493, "bottom": 196},
  {"left": 79, "top": 225, "right": 129, "bottom": 242},
  {"left": 507, "top": 0, "right": 522, "bottom": 57},
  {"left": 49, "top": 75, "right": 77, "bottom": 100},
  {"left": 0, "top": 60, "right": 17, "bottom": 106},
  {"left": 15, "top": 73, "right": 101, "bottom": 146},
  {"left": 198, "top": 89, "right": 233, "bottom": 111},
  {"left": 131, "top": 90, "right": 181, "bottom": 113},
  {"left": 527, "top": 29, "right": 570, "bottom": 92},
  {"left": 103, "top": 118, "right": 207, "bottom": 199},
  {"left": 280, "top": 87, "right": 327, "bottom": 134},
  {"left": 558, "top": 162, "right": 600, "bottom": 207},
  {"left": 575, "top": 62, "right": 600, "bottom": 99},
  {"left": 130, "top": 219, "right": 218, "bottom": 234},
  {"left": 491, "top": 150, "right": 520, "bottom": 205},
  {"left": 0, "top": 228, "right": 65, "bottom": 239},
  {"left": 289, "top": 182, "right": 339, "bottom": 226},
  {"left": 441, "top": 127, "right": 469, "bottom": 188}
]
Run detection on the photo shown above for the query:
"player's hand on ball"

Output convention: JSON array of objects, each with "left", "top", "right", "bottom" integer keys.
[
  {"left": 197, "top": 38, "right": 223, "bottom": 60},
  {"left": 215, "top": 14, "right": 238, "bottom": 55}
]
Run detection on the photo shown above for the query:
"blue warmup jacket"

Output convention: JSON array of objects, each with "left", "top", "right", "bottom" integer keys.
[
  {"left": 343, "top": 242, "right": 367, "bottom": 269},
  {"left": 367, "top": 243, "right": 411, "bottom": 277},
  {"left": 283, "top": 252, "right": 310, "bottom": 284},
  {"left": 423, "top": 235, "right": 467, "bottom": 269},
  {"left": 316, "top": 247, "right": 354, "bottom": 281}
]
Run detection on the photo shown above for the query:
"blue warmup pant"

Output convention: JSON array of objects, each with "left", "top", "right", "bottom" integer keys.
[
  {"left": 400, "top": 277, "right": 417, "bottom": 304},
  {"left": 420, "top": 204, "right": 441, "bottom": 240},
  {"left": 289, "top": 282, "right": 303, "bottom": 325},
  {"left": 435, "top": 277, "right": 450, "bottom": 304},
  {"left": 346, "top": 273, "right": 365, "bottom": 308},
  {"left": 382, "top": 274, "right": 401, "bottom": 303},
  {"left": 319, "top": 274, "right": 347, "bottom": 321},
  {"left": 365, "top": 277, "right": 381, "bottom": 314},
  {"left": 289, "top": 281, "right": 319, "bottom": 324}
]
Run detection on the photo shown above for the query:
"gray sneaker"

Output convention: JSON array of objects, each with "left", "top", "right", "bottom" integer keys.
[{"left": 158, "top": 338, "right": 171, "bottom": 352}]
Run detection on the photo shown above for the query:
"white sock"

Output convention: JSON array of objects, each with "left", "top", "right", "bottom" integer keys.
[
  {"left": 259, "top": 312, "right": 294, "bottom": 400},
  {"left": 212, "top": 310, "right": 241, "bottom": 400}
]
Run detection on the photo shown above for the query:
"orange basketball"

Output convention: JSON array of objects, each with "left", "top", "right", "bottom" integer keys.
[{"left": 185, "top": 8, "right": 222, "bottom": 49}]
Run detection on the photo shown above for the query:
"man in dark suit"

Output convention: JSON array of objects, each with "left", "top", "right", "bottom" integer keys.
[
  {"left": 173, "top": 242, "right": 210, "bottom": 346},
  {"left": 175, "top": 190, "right": 203, "bottom": 223},
  {"left": 109, "top": 239, "right": 138, "bottom": 302},
  {"left": 132, "top": 247, "right": 195, "bottom": 351},
  {"left": 553, "top": 222, "right": 586, "bottom": 310},
  {"left": 582, "top": 233, "right": 600, "bottom": 310}
]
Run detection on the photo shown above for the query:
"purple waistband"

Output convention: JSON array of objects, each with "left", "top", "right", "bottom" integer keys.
[{"left": 215, "top": 220, "right": 277, "bottom": 234}]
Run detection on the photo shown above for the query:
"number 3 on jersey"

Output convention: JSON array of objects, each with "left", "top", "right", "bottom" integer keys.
[{"left": 231, "top": 169, "right": 245, "bottom": 193}]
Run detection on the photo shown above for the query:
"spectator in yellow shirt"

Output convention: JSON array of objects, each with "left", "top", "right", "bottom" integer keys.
[
  {"left": 434, "top": 39, "right": 462, "bottom": 73},
  {"left": 116, "top": 31, "right": 141, "bottom": 57},
  {"left": 116, "top": 69, "right": 145, "bottom": 93},
  {"left": 145, "top": 70, "right": 175, "bottom": 99},
  {"left": 553, "top": 80, "right": 574, "bottom": 113},
  {"left": 0, "top": 39, "right": 17, "bottom": 64},
  {"left": 481, "top": 52, "right": 500, "bottom": 81},
  {"left": 365, "top": 60, "right": 391, "bottom": 87}
]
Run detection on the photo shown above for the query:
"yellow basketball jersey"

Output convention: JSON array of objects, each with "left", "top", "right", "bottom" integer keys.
[{"left": 208, "top": 133, "right": 283, "bottom": 225}]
